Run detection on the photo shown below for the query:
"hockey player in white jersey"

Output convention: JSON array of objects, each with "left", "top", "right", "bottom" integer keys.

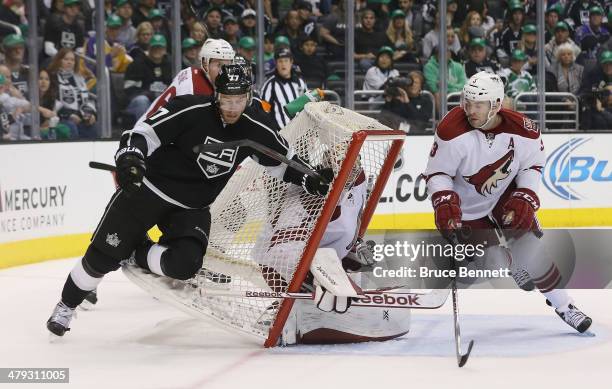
[
  {"left": 423, "top": 71, "right": 592, "bottom": 333},
  {"left": 135, "top": 38, "right": 235, "bottom": 125}
]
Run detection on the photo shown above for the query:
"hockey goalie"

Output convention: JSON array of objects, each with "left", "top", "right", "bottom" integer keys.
[
  {"left": 252, "top": 150, "right": 411, "bottom": 345},
  {"left": 423, "top": 71, "right": 593, "bottom": 333}
]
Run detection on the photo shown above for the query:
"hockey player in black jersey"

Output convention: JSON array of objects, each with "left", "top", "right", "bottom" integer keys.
[{"left": 47, "top": 65, "right": 331, "bottom": 337}]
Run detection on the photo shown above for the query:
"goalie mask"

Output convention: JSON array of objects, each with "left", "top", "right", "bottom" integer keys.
[
  {"left": 323, "top": 142, "right": 363, "bottom": 193},
  {"left": 461, "top": 71, "right": 505, "bottom": 129},
  {"left": 215, "top": 64, "right": 253, "bottom": 124}
]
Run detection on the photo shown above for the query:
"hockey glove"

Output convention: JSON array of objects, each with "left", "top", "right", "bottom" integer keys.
[
  {"left": 302, "top": 167, "right": 334, "bottom": 196},
  {"left": 431, "top": 190, "right": 462, "bottom": 239},
  {"left": 115, "top": 146, "right": 146, "bottom": 194},
  {"left": 502, "top": 188, "right": 540, "bottom": 231},
  {"left": 353, "top": 238, "right": 376, "bottom": 266},
  {"left": 313, "top": 278, "right": 352, "bottom": 313}
]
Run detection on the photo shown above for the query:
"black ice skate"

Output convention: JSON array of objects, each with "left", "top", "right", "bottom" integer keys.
[
  {"left": 79, "top": 289, "right": 98, "bottom": 310},
  {"left": 547, "top": 300, "right": 593, "bottom": 333},
  {"left": 199, "top": 268, "right": 232, "bottom": 283},
  {"left": 47, "top": 301, "right": 76, "bottom": 336}
]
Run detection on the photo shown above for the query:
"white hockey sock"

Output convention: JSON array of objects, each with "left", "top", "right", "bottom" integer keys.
[
  {"left": 70, "top": 258, "right": 104, "bottom": 291},
  {"left": 147, "top": 244, "right": 169, "bottom": 276},
  {"left": 543, "top": 289, "right": 573, "bottom": 312}
]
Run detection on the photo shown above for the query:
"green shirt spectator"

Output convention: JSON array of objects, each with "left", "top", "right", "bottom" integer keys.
[
  {"left": 423, "top": 53, "right": 467, "bottom": 94},
  {"left": 499, "top": 49, "right": 537, "bottom": 98}
]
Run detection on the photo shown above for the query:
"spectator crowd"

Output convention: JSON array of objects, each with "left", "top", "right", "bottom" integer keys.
[{"left": 0, "top": 0, "right": 611, "bottom": 140}]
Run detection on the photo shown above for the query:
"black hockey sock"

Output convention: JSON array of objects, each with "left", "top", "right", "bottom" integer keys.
[
  {"left": 158, "top": 238, "right": 204, "bottom": 280},
  {"left": 61, "top": 275, "right": 91, "bottom": 309},
  {"left": 134, "top": 238, "right": 155, "bottom": 271}
]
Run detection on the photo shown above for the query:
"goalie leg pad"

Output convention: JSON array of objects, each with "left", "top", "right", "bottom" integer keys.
[{"left": 281, "top": 296, "right": 411, "bottom": 345}]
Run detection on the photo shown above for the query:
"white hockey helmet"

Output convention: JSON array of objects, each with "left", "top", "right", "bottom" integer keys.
[
  {"left": 462, "top": 71, "right": 505, "bottom": 128},
  {"left": 199, "top": 38, "right": 235, "bottom": 71}
]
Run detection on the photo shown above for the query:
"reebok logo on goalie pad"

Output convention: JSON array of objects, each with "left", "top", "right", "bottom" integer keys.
[{"left": 197, "top": 136, "right": 238, "bottom": 178}]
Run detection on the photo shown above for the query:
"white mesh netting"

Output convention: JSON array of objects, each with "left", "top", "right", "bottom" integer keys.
[{"left": 123, "top": 102, "right": 401, "bottom": 344}]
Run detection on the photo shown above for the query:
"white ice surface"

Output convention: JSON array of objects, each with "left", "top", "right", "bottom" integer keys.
[{"left": 1, "top": 257, "right": 611, "bottom": 389}]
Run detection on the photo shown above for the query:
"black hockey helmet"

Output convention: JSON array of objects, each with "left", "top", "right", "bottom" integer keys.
[
  {"left": 232, "top": 54, "right": 253, "bottom": 83},
  {"left": 215, "top": 64, "right": 252, "bottom": 96}
]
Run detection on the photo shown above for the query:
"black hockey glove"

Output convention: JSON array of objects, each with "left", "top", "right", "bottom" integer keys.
[
  {"left": 115, "top": 146, "right": 146, "bottom": 194},
  {"left": 301, "top": 167, "right": 334, "bottom": 196}
]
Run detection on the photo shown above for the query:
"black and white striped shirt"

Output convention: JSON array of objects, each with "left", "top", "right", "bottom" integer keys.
[{"left": 261, "top": 72, "right": 307, "bottom": 128}]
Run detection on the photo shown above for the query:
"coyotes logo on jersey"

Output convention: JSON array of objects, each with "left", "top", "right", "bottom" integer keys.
[{"left": 464, "top": 150, "right": 514, "bottom": 196}]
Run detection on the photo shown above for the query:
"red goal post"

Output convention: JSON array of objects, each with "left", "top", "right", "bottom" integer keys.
[{"left": 265, "top": 129, "right": 406, "bottom": 347}]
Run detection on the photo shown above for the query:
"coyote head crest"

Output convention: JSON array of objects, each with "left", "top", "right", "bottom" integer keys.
[{"left": 464, "top": 150, "right": 514, "bottom": 196}]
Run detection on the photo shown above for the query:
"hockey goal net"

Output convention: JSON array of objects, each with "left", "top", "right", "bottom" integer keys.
[{"left": 125, "top": 102, "right": 405, "bottom": 346}]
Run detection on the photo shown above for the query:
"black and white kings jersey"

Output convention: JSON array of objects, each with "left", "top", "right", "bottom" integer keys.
[{"left": 120, "top": 95, "right": 291, "bottom": 209}]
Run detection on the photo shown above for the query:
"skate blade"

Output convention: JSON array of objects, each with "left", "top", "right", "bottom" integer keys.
[
  {"left": 579, "top": 330, "right": 596, "bottom": 337},
  {"left": 78, "top": 301, "right": 95, "bottom": 311},
  {"left": 48, "top": 333, "right": 65, "bottom": 343}
]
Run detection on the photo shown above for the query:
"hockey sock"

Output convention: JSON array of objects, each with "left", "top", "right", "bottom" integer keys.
[
  {"left": 542, "top": 289, "right": 572, "bottom": 312},
  {"left": 142, "top": 244, "right": 169, "bottom": 276},
  {"left": 158, "top": 238, "right": 204, "bottom": 280},
  {"left": 61, "top": 274, "right": 94, "bottom": 309},
  {"left": 61, "top": 258, "right": 105, "bottom": 308}
]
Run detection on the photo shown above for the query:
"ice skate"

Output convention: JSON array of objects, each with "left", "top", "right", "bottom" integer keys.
[
  {"left": 547, "top": 300, "right": 593, "bottom": 333},
  {"left": 46, "top": 301, "right": 76, "bottom": 337},
  {"left": 199, "top": 268, "right": 232, "bottom": 284},
  {"left": 79, "top": 289, "right": 98, "bottom": 311},
  {"left": 511, "top": 267, "right": 535, "bottom": 291}
]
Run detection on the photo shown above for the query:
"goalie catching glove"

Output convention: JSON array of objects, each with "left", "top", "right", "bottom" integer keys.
[
  {"left": 343, "top": 238, "right": 376, "bottom": 270},
  {"left": 115, "top": 146, "right": 146, "bottom": 194}
]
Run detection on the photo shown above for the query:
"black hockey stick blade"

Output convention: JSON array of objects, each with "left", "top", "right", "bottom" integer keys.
[
  {"left": 193, "top": 139, "right": 326, "bottom": 182},
  {"left": 89, "top": 161, "right": 116, "bottom": 172},
  {"left": 458, "top": 340, "right": 474, "bottom": 367}
]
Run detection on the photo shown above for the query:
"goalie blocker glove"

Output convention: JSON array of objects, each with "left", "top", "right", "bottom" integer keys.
[
  {"left": 314, "top": 279, "right": 352, "bottom": 313},
  {"left": 431, "top": 190, "right": 462, "bottom": 239},
  {"left": 115, "top": 146, "right": 146, "bottom": 194},
  {"left": 502, "top": 188, "right": 540, "bottom": 231}
]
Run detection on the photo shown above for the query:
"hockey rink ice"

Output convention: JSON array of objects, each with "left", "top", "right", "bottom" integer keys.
[{"left": 1, "top": 257, "right": 610, "bottom": 389}]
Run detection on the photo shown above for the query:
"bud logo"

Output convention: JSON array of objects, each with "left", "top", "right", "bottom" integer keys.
[{"left": 543, "top": 138, "right": 612, "bottom": 200}]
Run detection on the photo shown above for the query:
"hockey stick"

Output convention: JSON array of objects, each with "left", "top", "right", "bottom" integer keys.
[
  {"left": 122, "top": 260, "right": 449, "bottom": 309},
  {"left": 448, "top": 234, "right": 475, "bottom": 368},
  {"left": 89, "top": 161, "right": 116, "bottom": 172},
  {"left": 197, "top": 286, "right": 450, "bottom": 309},
  {"left": 487, "top": 214, "right": 538, "bottom": 291},
  {"left": 192, "top": 139, "right": 326, "bottom": 182}
]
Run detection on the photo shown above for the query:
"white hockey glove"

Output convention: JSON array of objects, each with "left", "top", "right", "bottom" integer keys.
[
  {"left": 314, "top": 279, "right": 351, "bottom": 313},
  {"left": 353, "top": 238, "right": 376, "bottom": 266},
  {"left": 310, "top": 248, "right": 363, "bottom": 314}
]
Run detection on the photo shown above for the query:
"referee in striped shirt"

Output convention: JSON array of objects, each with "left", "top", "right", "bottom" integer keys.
[{"left": 261, "top": 47, "right": 307, "bottom": 128}]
